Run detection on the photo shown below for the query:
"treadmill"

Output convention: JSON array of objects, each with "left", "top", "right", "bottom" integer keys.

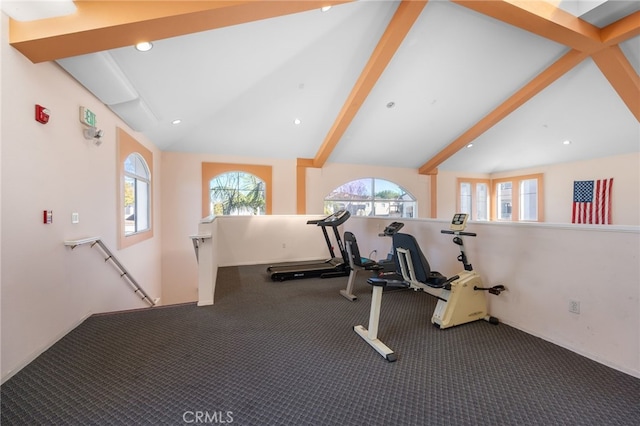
[{"left": 267, "top": 210, "right": 351, "bottom": 281}]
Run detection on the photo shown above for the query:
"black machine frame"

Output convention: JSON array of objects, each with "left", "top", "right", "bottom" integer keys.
[{"left": 267, "top": 210, "right": 351, "bottom": 281}]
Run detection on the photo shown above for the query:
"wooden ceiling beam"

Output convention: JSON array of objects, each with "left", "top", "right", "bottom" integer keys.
[
  {"left": 451, "top": 0, "right": 602, "bottom": 53},
  {"left": 419, "top": 50, "right": 589, "bottom": 175},
  {"left": 600, "top": 10, "right": 640, "bottom": 46},
  {"left": 9, "top": 0, "right": 353, "bottom": 63},
  {"left": 592, "top": 46, "right": 640, "bottom": 122},
  {"left": 9, "top": 0, "right": 638, "bottom": 177},
  {"left": 312, "top": 0, "right": 428, "bottom": 168},
  {"left": 419, "top": 1, "right": 639, "bottom": 174}
]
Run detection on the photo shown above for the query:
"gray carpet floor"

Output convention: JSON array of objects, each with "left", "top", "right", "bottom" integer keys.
[{"left": 2, "top": 264, "right": 639, "bottom": 425}]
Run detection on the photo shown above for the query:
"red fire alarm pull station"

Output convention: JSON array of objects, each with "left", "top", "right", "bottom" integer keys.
[
  {"left": 43, "top": 210, "right": 53, "bottom": 224},
  {"left": 35, "top": 104, "right": 50, "bottom": 124}
]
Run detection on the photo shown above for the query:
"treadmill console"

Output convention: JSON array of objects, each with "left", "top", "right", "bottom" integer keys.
[
  {"left": 450, "top": 213, "right": 468, "bottom": 232},
  {"left": 318, "top": 209, "right": 351, "bottom": 226}
]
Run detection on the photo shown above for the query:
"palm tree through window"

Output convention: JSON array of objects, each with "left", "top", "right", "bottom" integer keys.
[{"left": 210, "top": 172, "right": 266, "bottom": 215}]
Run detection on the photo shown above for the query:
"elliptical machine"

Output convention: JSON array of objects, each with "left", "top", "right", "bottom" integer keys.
[{"left": 353, "top": 213, "right": 505, "bottom": 361}]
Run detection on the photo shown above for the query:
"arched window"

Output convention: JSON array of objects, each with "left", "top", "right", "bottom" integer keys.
[
  {"left": 209, "top": 172, "right": 266, "bottom": 216},
  {"left": 118, "top": 128, "right": 153, "bottom": 249},
  {"left": 201, "top": 162, "right": 272, "bottom": 217},
  {"left": 324, "top": 178, "right": 416, "bottom": 218},
  {"left": 124, "top": 153, "right": 151, "bottom": 234}
]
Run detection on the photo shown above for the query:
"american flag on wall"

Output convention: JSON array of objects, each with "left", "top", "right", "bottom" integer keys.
[{"left": 572, "top": 178, "right": 613, "bottom": 224}]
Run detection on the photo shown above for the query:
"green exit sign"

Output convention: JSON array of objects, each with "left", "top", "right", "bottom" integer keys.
[{"left": 79, "top": 106, "right": 97, "bottom": 127}]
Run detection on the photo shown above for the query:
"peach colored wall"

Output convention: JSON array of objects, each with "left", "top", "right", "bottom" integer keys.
[
  {"left": 160, "top": 152, "right": 297, "bottom": 304},
  {"left": 159, "top": 155, "right": 435, "bottom": 304},
  {"left": 437, "top": 152, "right": 640, "bottom": 225},
  {"left": 1, "top": 15, "right": 162, "bottom": 383},
  {"left": 305, "top": 162, "right": 432, "bottom": 215},
  {"left": 160, "top": 156, "right": 436, "bottom": 304},
  {"left": 160, "top": 151, "right": 639, "bottom": 305}
]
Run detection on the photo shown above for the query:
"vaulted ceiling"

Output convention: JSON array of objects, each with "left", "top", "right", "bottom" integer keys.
[{"left": 6, "top": 0, "right": 640, "bottom": 174}]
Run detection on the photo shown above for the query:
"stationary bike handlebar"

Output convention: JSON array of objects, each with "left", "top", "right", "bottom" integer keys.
[{"left": 441, "top": 230, "right": 477, "bottom": 237}]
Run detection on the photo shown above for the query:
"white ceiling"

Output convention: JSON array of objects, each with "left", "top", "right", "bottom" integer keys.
[{"left": 52, "top": 0, "right": 640, "bottom": 174}]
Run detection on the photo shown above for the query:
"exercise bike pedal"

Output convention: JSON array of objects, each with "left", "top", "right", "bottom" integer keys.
[
  {"left": 489, "top": 285, "right": 505, "bottom": 295},
  {"left": 473, "top": 284, "right": 505, "bottom": 295}
]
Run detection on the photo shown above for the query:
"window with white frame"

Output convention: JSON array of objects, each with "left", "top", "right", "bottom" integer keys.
[
  {"left": 519, "top": 178, "right": 539, "bottom": 221},
  {"left": 124, "top": 153, "right": 150, "bottom": 235},
  {"left": 324, "top": 178, "right": 416, "bottom": 218},
  {"left": 117, "top": 128, "right": 153, "bottom": 249},
  {"left": 458, "top": 178, "right": 490, "bottom": 221},
  {"left": 457, "top": 174, "right": 543, "bottom": 222},
  {"left": 493, "top": 174, "right": 543, "bottom": 222},
  {"left": 496, "top": 181, "right": 512, "bottom": 221}
]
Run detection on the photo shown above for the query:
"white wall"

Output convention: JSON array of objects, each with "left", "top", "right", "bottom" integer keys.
[
  {"left": 198, "top": 214, "right": 640, "bottom": 377},
  {"left": 215, "top": 215, "right": 335, "bottom": 266},
  {"left": 465, "top": 221, "right": 639, "bottom": 377},
  {"left": 1, "top": 14, "right": 162, "bottom": 383},
  {"left": 195, "top": 214, "right": 346, "bottom": 305}
]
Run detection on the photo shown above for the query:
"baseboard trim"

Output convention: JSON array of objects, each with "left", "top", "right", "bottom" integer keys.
[{"left": 1, "top": 312, "right": 92, "bottom": 385}]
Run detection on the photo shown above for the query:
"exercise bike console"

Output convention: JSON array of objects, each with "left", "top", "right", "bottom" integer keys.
[{"left": 449, "top": 213, "right": 468, "bottom": 232}]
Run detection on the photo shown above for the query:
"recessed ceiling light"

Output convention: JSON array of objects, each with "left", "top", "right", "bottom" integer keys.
[
  {"left": 321, "top": 6, "right": 332, "bottom": 12},
  {"left": 386, "top": 101, "right": 395, "bottom": 109},
  {"left": 294, "top": 118, "right": 301, "bottom": 125},
  {"left": 563, "top": 140, "right": 571, "bottom": 145},
  {"left": 135, "top": 42, "right": 153, "bottom": 52},
  {"left": 172, "top": 119, "right": 182, "bottom": 125},
  {"left": 467, "top": 143, "right": 474, "bottom": 148}
]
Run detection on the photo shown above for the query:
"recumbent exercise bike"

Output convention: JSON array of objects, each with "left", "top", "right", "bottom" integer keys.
[
  {"left": 354, "top": 213, "right": 505, "bottom": 361},
  {"left": 340, "top": 221, "right": 405, "bottom": 301}
]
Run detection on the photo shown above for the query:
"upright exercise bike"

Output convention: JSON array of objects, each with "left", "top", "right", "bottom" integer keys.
[
  {"left": 354, "top": 213, "right": 504, "bottom": 361},
  {"left": 431, "top": 213, "right": 504, "bottom": 328}
]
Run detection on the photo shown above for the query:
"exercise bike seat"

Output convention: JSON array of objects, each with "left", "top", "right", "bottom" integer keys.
[
  {"left": 344, "top": 232, "right": 379, "bottom": 269},
  {"left": 392, "top": 233, "right": 448, "bottom": 288},
  {"left": 367, "top": 277, "right": 409, "bottom": 289}
]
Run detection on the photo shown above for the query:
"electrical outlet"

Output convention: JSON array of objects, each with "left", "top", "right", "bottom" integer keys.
[{"left": 569, "top": 300, "right": 580, "bottom": 314}]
